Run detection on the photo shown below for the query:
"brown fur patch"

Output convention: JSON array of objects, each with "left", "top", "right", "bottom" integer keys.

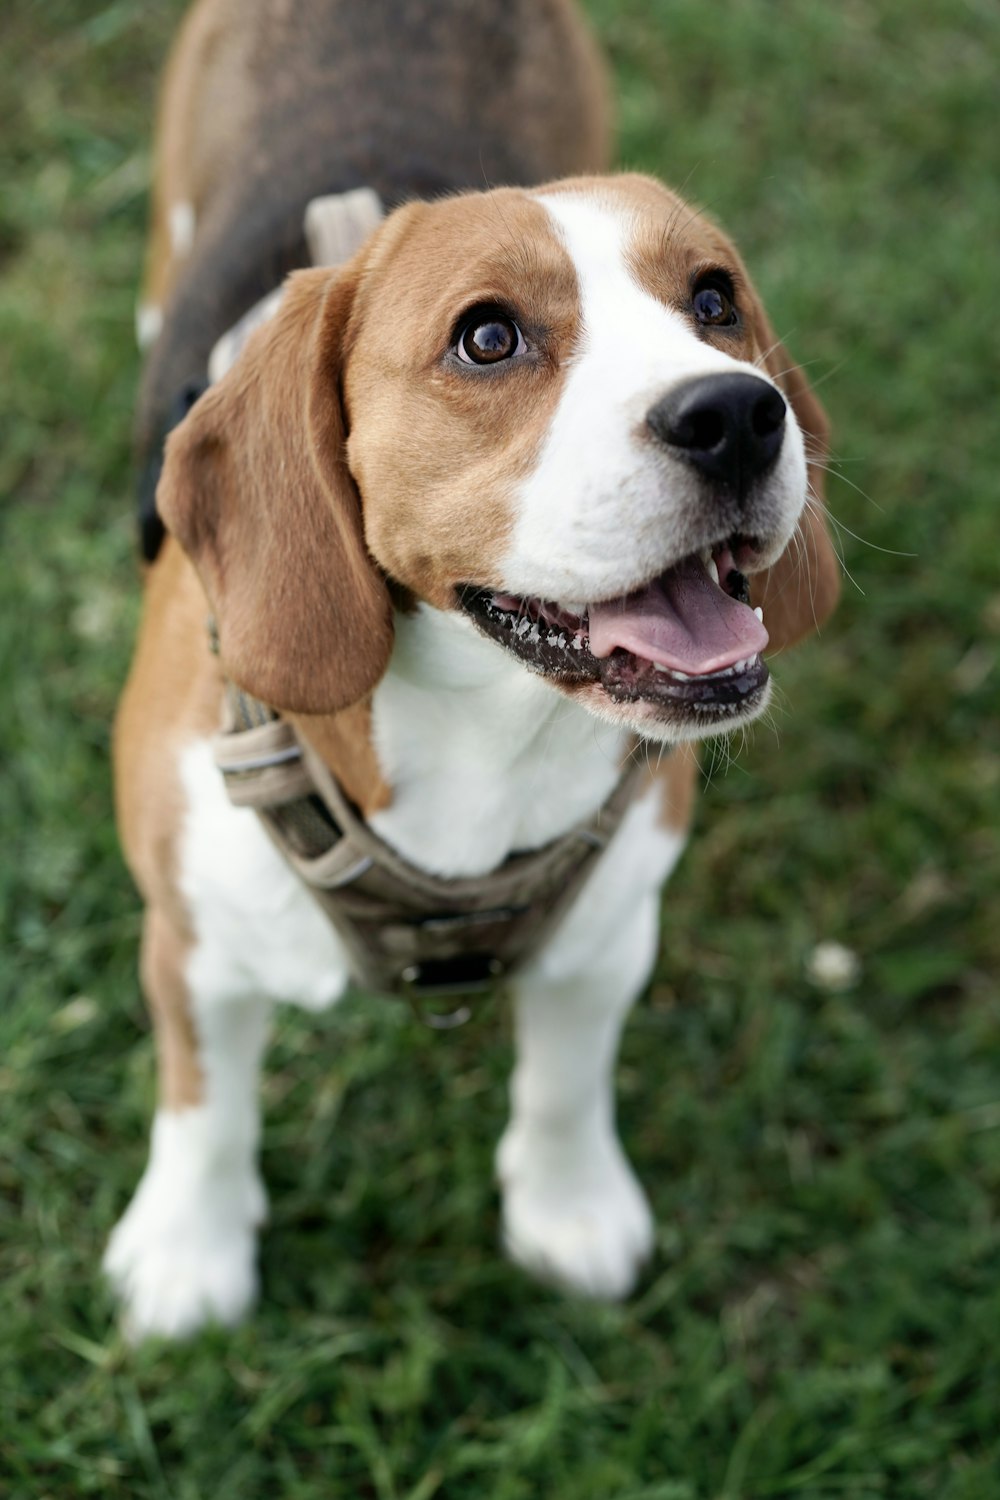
[
  {"left": 115, "top": 540, "right": 229, "bottom": 1113},
  {"left": 652, "top": 741, "right": 700, "bottom": 834},
  {"left": 291, "top": 705, "right": 391, "bottom": 817},
  {"left": 157, "top": 268, "right": 395, "bottom": 715},
  {"left": 115, "top": 539, "right": 224, "bottom": 920},
  {"left": 141, "top": 907, "right": 204, "bottom": 1109},
  {"left": 345, "top": 191, "right": 580, "bottom": 605},
  {"left": 751, "top": 318, "right": 840, "bottom": 651}
]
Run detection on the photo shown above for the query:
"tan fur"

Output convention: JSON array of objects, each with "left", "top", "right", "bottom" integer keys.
[
  {"left": 344, "top": 192, "right": 580, "bottom": 607},
  {"left": 157, "top": 268, "right": 396, "bottom": 715},
  {"left": 115, "top": 540, "right": 225, "bottom": 1109},
  {"left": 652, "top": 742, "right": 700, "bottom": 835},
  {"left": 141, "top": 907, "right": 203, "bottom": 1109},
  {"left": 115, "top": 540, "right": 223, "bottom": 916},
  {"left": 752, "top": 322, "right": 840, "bottom": 651},
  {"left": 291, "top": 706, "right": 391, "bottom": 818}
]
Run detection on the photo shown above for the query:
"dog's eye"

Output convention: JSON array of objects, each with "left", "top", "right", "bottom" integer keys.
[
  {"left": 692, "top": 276, "right": 737, "bottom": 328},
  {"left": 457, "top": 313, "right": 525, "bottom": 365}
]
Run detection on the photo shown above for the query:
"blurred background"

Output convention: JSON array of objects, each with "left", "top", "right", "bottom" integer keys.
[{"left": 1, "top": 1, "right": 997, "bottom": 1495}]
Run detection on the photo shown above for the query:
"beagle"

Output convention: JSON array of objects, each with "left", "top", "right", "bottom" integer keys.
[{"left": 106, "top": 0, "right": 839, "bottom": 1340}]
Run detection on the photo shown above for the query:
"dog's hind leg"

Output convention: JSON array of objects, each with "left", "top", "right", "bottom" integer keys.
[{"left": 104, "top": 905, "right": 270, "bottom": 1342}]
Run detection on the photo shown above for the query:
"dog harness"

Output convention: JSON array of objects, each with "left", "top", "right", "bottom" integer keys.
[{"left": 213, "top": 677, "right": 643, "bottom": 1013}]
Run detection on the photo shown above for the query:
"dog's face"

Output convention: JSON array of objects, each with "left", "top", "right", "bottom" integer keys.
[
  {"left": 346, "top": 176, "right": 816, "bottom": 740},
  {"left": 160, "top": 174, "right": 838, "bottom": 737}
]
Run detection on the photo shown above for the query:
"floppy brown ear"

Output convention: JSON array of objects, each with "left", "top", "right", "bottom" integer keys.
[
  {"left": 157, "top": 266, "right": 394, "bottom": 714},
  {"left": 751, "top": 319, "right": 841, "bottom": 652}
]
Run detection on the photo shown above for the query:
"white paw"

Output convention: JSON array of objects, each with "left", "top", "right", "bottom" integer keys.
[
  {"left": 497, "top": 1125, "right": 654, "bottom": 1301},
  {"left": 104, "top": 1113, "right": 266, "bottom": 1342},
  {"left": 104, "top": 1171, "right": 265, "bottom": 1342}
]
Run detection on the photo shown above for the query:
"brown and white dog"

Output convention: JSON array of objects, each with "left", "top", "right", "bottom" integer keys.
[{"left": 106, "top": 0, "right": 839, "bottom": 1339}]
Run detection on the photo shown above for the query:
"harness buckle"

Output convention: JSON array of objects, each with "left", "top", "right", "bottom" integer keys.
[{"left": 400, "top": 953, "right": 505, "bottom": 1030}]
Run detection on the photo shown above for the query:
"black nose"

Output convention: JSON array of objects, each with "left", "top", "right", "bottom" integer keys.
[{"left": 647, "top": 373, "right": 787, "bottom": 493}]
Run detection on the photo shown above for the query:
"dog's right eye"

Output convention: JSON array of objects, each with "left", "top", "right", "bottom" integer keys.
[
  {"left": 692, "top": 272, "right": 738, "bottom": 329},
  {"left": 456, "top": 312, "right": 525, "bottom": 365}
]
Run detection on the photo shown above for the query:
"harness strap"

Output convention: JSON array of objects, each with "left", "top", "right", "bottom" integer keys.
[{"left": 212, "top": 686, "right": 645, "bottom": 1002}]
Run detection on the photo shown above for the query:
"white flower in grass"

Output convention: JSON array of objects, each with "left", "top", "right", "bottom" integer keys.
[{"left": 806, "top": 940, "right": 860, "bottom": 992}]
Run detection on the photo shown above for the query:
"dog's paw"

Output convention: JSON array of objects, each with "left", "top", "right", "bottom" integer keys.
[
  {"left": 496, "top": 1126, "right": 654, "bottom": 1301},
  {"left": 104, "top": 1159, "right": 266, "bottom": 1343}
]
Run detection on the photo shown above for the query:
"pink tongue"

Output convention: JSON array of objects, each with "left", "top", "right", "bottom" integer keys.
[{"left": 588, "top": 557, "right": 769, "bottom": 674}]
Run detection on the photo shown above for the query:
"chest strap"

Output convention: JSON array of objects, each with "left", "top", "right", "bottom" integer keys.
[{"left": 212, "top": 684, "right": 645, "bottom": 1005}]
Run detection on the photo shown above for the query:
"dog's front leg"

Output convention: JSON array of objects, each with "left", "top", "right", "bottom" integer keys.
[
  {"left": 497, "top": 892, "right": 661, "bottom": 1300},
  {"left": 104, "top": 906, "right": 270, "bottom": 1341},
  {"left": 497, "top": 766, "right": 693, "bottom": 1300}
]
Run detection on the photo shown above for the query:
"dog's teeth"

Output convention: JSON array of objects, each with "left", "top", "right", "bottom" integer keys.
[
  {"left": 706, "top": 556, "right": 720, "bottom": 586},
  {"left": 753, "top": 606, "right": 763, "bottom": 622}
]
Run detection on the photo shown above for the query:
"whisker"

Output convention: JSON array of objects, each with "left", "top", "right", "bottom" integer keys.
[
  {"left": 822, "top": 506, "right": 916, "bottom": 560},
  {"left": 802, "top": 491, "right": 866, "bottom": 596},
  {"left": 807, "top": 457, "right": 890, "bottom": 518}
]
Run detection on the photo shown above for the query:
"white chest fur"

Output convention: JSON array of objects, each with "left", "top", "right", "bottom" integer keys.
[
  {"left": 369, "top": 605, "right": 630, "bottom": 877},
  {"left": 178, "top": 740, "right": 351, "bottom": 1011}
]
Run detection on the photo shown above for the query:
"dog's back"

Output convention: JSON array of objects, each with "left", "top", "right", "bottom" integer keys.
[{"left": 136, "top": 0, "right": 610, "bottom": 555}]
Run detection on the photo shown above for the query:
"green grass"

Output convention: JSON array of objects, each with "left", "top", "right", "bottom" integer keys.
[{"left": 2, "top": 1, "right": 999, "bottom": 1495}]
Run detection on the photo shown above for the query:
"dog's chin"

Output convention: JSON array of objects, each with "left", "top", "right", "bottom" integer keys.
[
  {"left": 558, "top": 671, "right": 773, "bottom": 745},
  {"left": 455, "top": 538, "right": 774, "bottom": 743}
]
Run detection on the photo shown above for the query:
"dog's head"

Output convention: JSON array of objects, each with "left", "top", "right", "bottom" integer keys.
[{"left": 159, "top": 174, "right": 838, "bottom": 742}]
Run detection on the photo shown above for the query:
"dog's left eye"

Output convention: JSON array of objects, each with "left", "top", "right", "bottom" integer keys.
[{"left": 456, "top": 312, "right": 525, "bottom": 365}]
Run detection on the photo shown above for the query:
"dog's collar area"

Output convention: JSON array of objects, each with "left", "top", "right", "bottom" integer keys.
[{"left": 210, "top": 664, "right": 648, "bottom": 1018}]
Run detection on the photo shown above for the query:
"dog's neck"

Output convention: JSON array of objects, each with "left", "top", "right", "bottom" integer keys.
[{"left": 362, "top": 604, "right": 630, "bottom": 878}]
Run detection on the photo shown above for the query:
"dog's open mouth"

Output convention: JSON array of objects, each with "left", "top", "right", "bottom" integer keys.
[{"left": 457, "top": 537, "right": 771, "bottom": 724}]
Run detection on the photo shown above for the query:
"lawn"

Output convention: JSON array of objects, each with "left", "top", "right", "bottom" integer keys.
[{"left": 1, "top": 1, "right": 998, "bottom": 1496}]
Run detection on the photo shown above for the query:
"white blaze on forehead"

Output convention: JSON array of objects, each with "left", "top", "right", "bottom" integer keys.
[{"left": 502, "top": 191, "right": 786, "bottom": 603}]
